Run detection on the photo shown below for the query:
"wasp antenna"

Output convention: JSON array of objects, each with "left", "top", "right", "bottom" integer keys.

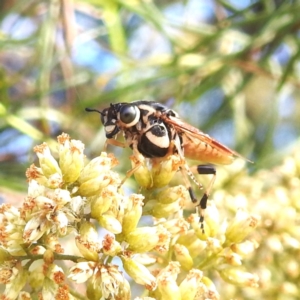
[{"left": 85, "top": 107, "right": 104, "bottom": 116}]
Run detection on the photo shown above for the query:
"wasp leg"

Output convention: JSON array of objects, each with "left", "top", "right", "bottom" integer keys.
[
  {"left": 120, "top": 159, "right": 143, "bottom": 186},
  {"left": 105, "top": 138, "right": 127, "bottom": 150},
  {"left": 195, "top": 165, "right": 217, "bottom": 232},
  {"left": 179, "top": 164, "right": 203, "bottom": 202}
]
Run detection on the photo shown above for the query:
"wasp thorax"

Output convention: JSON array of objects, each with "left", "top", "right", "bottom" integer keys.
[{"left": 119, "top": 105, "right": 140, "bottom": 127}]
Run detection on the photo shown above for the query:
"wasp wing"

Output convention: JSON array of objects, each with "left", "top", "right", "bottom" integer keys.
[{"left": 165, "top": 116, "right": 247, "bottom": 165}]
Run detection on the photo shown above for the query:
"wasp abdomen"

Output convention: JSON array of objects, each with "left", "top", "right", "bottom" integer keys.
[{"left": 182, "top": 135, "right": 234, "bottom": 165}]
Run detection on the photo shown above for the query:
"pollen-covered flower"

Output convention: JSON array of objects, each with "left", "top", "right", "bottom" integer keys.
[
  {"left": 25, "top": 164, "right": 47, "bottom": 186},
  {"left": 157, "top": 261, "right": 181, "bottom": 300},
  {"left": 156, "top": 185, "right": 189, "bottom": 204},
  {"left": 98, "top": 214, "right": 122, "bottom": 234},
  {"left": 121, "top": 254, "right": 157, "bottom": 290},
  {"left": 144, "top": 199, "right": 184, "bottom": 219},
  {"left": 143, "top": 186, "right": 189, "bottom": 220},
  {"left": 75, "top": 221, "right": 101, "bottom": 261},
  {"left": 173, "top": 244, "right": 194, "bottom": 271},
  {"left": 195, "top": 276, "right": 220, "bottom": 300},
  {"left": 69, "top": 262, "right": 128, "bottom": 299},
  {"left": 131, "top": 155, "right": 153, "bottom": 188},
  {"left": 219, "top": 267, "right": 259, "bottom": 287},
  {"left": 0, "top": 261, "right": 28, "bottom": 300},
  {"left": 176, "top": 231, "right": 207, "bottom": 259},
  {"left": 33, "top": 143, "right": 61, "bottom": 179},
  {"left": 159, "top": 218, "right": 189, "bottom": 236},
  {"left": 21, "top": 181, "right": 80, "bottom": 244},
  {"left": 179, "top": 269, "right": 203, "bottom": 300},
  {"left": 57, "top": 133, "right": 85, "bottom": 183},
  {"left": 225, "top": 209, "right": 260, "bottom": 244},
  {"left": 125, "top": 225, "right": 170, "bottom": 253},
  {"left": 0, "top": 204, "right": 26, "bottom": 255},
  {"left": 122, "top": 193, "right": 144, "bottom": 235},
  {"left": 151, "top": 154, "right": 182, "bottom": 188},
  {"left": 131, "top": 154, "right": 182, "bottom": 189},
  {"left": 40, "top": 263, "right": 69, "bottom": 299},
  {"left": 90, "top": 185, "right": 121, "bottom": 218},
  {"left": 28, "top": 264, "right": 45, "bottom": 289},
  {"left": 102, "top": 234, "right": 122, "bottom": 256},
  {"left": 0, "top": 133, "right": 263, "bottom": 299}
]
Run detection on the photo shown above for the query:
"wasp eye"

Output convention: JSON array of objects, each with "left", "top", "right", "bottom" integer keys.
[{"left": 120, "top": 105, "right": 139, "bottom": 124}]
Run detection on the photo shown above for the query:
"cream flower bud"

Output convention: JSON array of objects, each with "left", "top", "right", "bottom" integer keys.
[
  {"left": 78, "top": 221, "right": 95, "bottom": 239},
  {"left": 78, "top": 153, "right": 118, "bottom": 184},
  {"left": 143, "top": 199, "right": 158, "bottom": 215},
  {"left": 87, "top": 280, "right": 102, "bottom": 300},
  {"left": 131, "top": 155, "right": 153, "bottom": 188},
  {"left": 197, "top": 276, "right": 220, "bottom": 299},
  {"left": 179, "top": 269, "right": 203, "bottom": 300},
  {"left": 151, "top": 155, "right": 182, "bottom": 188},
  {"left": 27, "top": 180, "right": 45, "bottom": 198},
  {"left": 90, "top": 185, "right": 118, "bottom": 218},
  {"left": 217, "top": 249, "right": 242, "bottom": 266},
  {"left": 225, "top": 209, "right": 260, "bottom": 244},
  {"left": 173, "top": 244, "right": 194, "bottom": 271},
  {"left": 51, "top": 188, "right": 71, "bottom": 206},
  {"left": 33, "top": 143, "right": 61, "bottom": 178},
  {"left": 98, "top": 214, "right": 122, "bottom": 234},
  {"left": 177, "top": 231, "right": 207, "bottom": 258},
  {"left": 156, "top": 185, "right": 188, "bottom": 204},
  {"left": 43, "top": 249, "right": 54, "bottom": 265},
  {"left": 70, "top": 195, "right": 85, "bottom": 215},
  {"left": 58, "top": 133, "right": 85, "bottom": 183},
  {"left": 2, "top": 262, "right": 28, "bottom": 300},
  {"left": 0, "top": 247, "right": 11, "bottom": 263},
  {"left": 76, "top": 221, "right": 101, "bottom": 261},
  {"left": 206, "top": 237, "right": 223, "bottom": 254},
  {"left": 157, "top": 262, "right": 181, "bottom": 300},
  {"left": 116, "top": 276, "right": 131, "bottom": 300},
  {"left": 122, "top": 194, "right": 144, "bottom": 235},
  {"left": 125, "top": 226, "right": 160, "bottom": 253},
  {"left": 78, "top": 172, "right": 114, "bottom": 197},
  {"left": 28, "top": 264, "right": 45, "bottom": 289},
  {"left": 46, "top": 172, "right": 63, "bottom": 188},
  {"left": 202, "top": 201, "right": 220, "bottom": 237},
  {"left": 161, "top": 218, "right": 189, "bottom": 236},
  {"left": 125, "top": 225, "right": 170, "bottom": 253},
  {"left": 220, "top": 267, "right": 259, "bottom": 287},
  {"left": 134, "top": 253, "right": 157, "bottom": 265},
  {"left": 231, "top": 240, "right": 258, "bottom": 257},
  {"left": 121, "top": 255, "right": 156, "bottom": 290},
  {"left": 152, "top": 200, "right": 183, "bottom": 219}
]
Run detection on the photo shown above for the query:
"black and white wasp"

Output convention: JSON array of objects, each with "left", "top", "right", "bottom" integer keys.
[{"left": 86, "top": 100, "right": 246, "bottom": 230}]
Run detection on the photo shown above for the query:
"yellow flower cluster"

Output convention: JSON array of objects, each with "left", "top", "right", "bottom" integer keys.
[{"left": 0, "top": 133, "right": 259, "bottom": 299}]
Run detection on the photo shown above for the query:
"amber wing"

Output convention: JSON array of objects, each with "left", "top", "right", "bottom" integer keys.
[{"left": 164, "top": 115, "right": 246, "bottom": 165}]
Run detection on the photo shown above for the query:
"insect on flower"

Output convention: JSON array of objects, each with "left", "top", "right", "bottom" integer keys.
[{"left": 86, "top": 100, "right": 248, "bottom": 231}]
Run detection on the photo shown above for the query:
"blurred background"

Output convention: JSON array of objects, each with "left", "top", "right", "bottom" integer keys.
[{"left": 0, "top": 0, "right": 300, "bottom": 298}]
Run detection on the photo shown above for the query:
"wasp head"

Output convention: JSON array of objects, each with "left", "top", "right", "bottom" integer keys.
[{"left": 85, "top": 106, "right": 120, "bottom": 138}]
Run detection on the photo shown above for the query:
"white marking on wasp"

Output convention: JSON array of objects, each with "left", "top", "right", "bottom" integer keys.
[
  {"left": 145, "top": 131, "right": 170, "bottom": 148},
  {"left": 105, "top": 125, "right": 117, "bottom": 134}
]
